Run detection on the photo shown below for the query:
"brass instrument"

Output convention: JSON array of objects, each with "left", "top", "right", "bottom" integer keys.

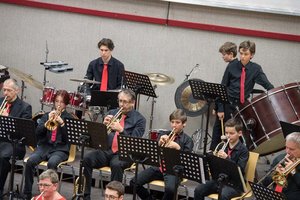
[
  {"left": 161, "top": 128, "right": 176, "bottom": 147},
  {"left": 213, "top": 118, "right": 229, "bottom": 156},
  {"left": 213, "top": 138, "right": 229, "bottom": 156},
  {"left": 240, "top": 155, "right": 300, "bottom": 199},
  {"left": 44, "top": 106, "right": 62, "bottom": 131},
  {"left": 0, "top": 96, "right": 8, "bottom": 115},
  {"left": 106, "top": 107, "right": 123, "bottom": 134},
  {"left": 271, "top": 157, "right": 300, "bottom": 188},
  {"left": 73, "top": 175, "right": 86, "bottom": 196}
]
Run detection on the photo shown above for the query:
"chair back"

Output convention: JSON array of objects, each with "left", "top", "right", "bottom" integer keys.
[{"left": 244, "top": 151, "right": 259, "bottom": 190}]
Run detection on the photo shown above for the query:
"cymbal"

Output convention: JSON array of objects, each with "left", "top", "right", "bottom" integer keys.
[
  {"left": 8, "top": 67, "right": 43, "bottom": 90},
  {"left": 70, "top": 78, "right": 100, "bottom": 84},
  {"left": 145, "top": 73, "right": 175, "bottom": 86}
]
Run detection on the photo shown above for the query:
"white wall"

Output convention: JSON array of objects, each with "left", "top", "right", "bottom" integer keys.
[{"left": 0, "top": 0, "right": 299, "bottom": 140}]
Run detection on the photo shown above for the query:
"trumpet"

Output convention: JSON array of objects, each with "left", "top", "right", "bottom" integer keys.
[
  {"left": 213, "top": 139, "right": 229, "bottom": 156},
  {"left": 0, "top": 96, "right": 8, "bottom": 115},
  {"left": 73, "top": 175, "right": 86, "bottom": 196},
  {"left": 106, "top": 107, "right": 123, "bottom": 134},
  {"left": 161, "top": 128, "right": 176, "bottom": 147},
  {"left": 271, "top": 157, "right": 300, "bottom": 188},
  {"left": 44, "top": 106, "right": 62, "bottom": 131}
]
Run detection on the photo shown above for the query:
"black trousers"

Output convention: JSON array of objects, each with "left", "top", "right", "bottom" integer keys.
[
  {"left": 194, "top": 180, "right": 241, "bottom": 200},
  {"left": 130, "top": 166, "right": 180, "bottom": 200},
  {"left": 82, "top": 149, "right": 131, "bottom": 200},
  {"left": 210, "top": 102, "right": 238, "bottom": 151},
  {"left": 0, "top": 142, "right": 25, "bottom": 192},
  {"left": 23, "top": 147, "right": 68, "bottom": 195}
]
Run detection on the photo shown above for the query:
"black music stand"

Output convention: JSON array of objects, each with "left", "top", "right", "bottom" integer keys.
[
  {"left": 207, "top": 154, "right": 247, "bottom": 200},
  {"left": 160, "top": 148, "right": 206, "bottom": 200},
  {"left": 0, "top": 116, "right": 36, "bottom": 200},
  {"left": 65, "top": 118, "right": 107, "bottom": 200},
  {"left": 90, "top": 90, "right": 119, "bottom": 110},
  {"left": 124, "top": 71, "right": 157, "bottom": 109},
  {"left": 189, "top": 80, "right": 228, "bottom": 155},
  {"left": 118, "top": 135, "right": 159, "bottom": 200},
  {"left": 249, "top": 181, "right": 286, "bottom": 200}
]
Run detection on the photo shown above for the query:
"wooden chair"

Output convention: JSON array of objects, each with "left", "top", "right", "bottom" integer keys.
[
  {"left": 207, "top": 151, "right": 259, "bottom": 200},
  {"left": 20, "top": 144, "right": 77, "bottom": 192},
  {"left": 148, "top": 178, "right": 189, "bottom": 200},
  {"left": 98, "top": 163, "right": 137, "bottom": 196}
]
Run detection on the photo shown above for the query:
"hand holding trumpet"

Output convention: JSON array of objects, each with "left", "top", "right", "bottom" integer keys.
[
  {"left": 159, "top": 129, "right": 181, "bottom": 150},
  {"left": 104, "top": 115, "right": 124, "bottom": 133}
]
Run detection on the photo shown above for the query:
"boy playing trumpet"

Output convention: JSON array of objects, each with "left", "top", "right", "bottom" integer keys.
[
  {"left": 194, "top": 118, "right": 249, "bottom": 200},
  {"left": 130, "top": 109, "right": 193, "bottom": 200}
]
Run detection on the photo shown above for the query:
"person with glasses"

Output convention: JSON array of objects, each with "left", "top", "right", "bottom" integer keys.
[
  {"left": 105, "top": 181, "right": 125, "bottom": 200},
  {"left": 82, "top": 88, "right": 146, "bottom": 200},
  {"left": 31, "top": 169, "right": 66, "bottom": 200},
  {"left": 0, "top": 79, "right": 32, "bottom": 199}
]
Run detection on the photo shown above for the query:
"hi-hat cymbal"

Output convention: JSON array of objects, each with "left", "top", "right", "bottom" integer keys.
[
  {"left": 145, "top": 73, "right": 175, "bottom": 86},
  {"left": 9, "top": 67, "right": 43, "bottom": 90},
  {"left": 70, "top": 78, "right": 100, "bottom": 84}
]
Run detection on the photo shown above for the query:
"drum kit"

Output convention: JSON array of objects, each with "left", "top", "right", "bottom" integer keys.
[{"left": 4, "top": 64, "right": 300, "bottom": 156}]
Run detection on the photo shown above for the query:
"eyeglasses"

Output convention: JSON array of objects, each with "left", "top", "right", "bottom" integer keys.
[
  {"left": 37, "top": 183, "right": 53, "bottom": 188},
  {"left": 104, "top": 194, "right": 119, "bottom": 200},
  {"left": 118, "top": 99, "right": 131, "bottom": 105}
]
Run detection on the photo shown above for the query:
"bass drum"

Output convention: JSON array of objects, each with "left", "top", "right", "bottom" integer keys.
[
  {"left": 174, "top": 79, "right": 207, "bottom": 117},
  {"left": 234, "top": 82, "right": 300, "bottom": 156}
]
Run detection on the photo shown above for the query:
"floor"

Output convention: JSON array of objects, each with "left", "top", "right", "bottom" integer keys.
[{"left": 2, "top": 147, "right": 283, "bottom": 200}]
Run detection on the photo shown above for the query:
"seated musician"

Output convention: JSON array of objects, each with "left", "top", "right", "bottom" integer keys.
[
  {"left": 266, "top": 132, "right": 300, "bottom": 200},
  {"left": 82, "top": 88, "right": 146, "bottom": 200},
  {"left": 0, "top": 79, "right": 32, "bottom": 198},
  {"left": 130, "top": 109, "right": 194, "bottom": 200},
  {"left": 31, "top": 169, "right": 66, "bottom": 200},
  {"left": 194, "top": 118, "right": 249, "bottom": 200},
  {"left": 23, "top": 90, "right": 74, "bottom": 200}
]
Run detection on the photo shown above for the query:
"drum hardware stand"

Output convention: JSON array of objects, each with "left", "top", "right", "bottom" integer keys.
[
  {"left": 0, "top": 116, "right": 36, "bottom": 200},
  {"left": 146, "top": 85, "right": 157, "bottom": 137},
  {"left": 124, "top": 70, "right": 157, "bottom": 111},
  {"left": 65, "top": 118, "right": 108, "bottom": 200},
  {"left": 20, "top": 80, "right": 26, "bottom": 101},
  {"left": 184, "top": 63, "right": 199, "bottom": 81},
  {"left": 118, "top": 135, "right": 160, "bottom": 200},
  {"left": 189, "top": 80, "right": 229, "bottom": 156}
]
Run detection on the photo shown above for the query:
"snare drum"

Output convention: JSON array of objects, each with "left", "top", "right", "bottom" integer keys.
[
  {"left": 40, "top": 87, "right": 56, "bottom": 105},
  {"left": 68, "top": 92, "right": 84, "bottom": 109}
]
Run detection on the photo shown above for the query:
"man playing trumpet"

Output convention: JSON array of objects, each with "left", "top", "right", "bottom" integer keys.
[
  {"left": 130, "top": 109, "right": 193, "bottom": 200},
  {"left": 82, "top": 88, "right": 146, "bottom": 200},
  {"left": 194, "top": 118, "right": 249, "bottom": 200},
  {"left": 266, "top": 132, "right": 300, "bottom": 200},
  {"left": 0, "top": 79, "right": 32, "bottom": 198},
  {"left": 23, "top": 90, "right": 73, "bottom": 200}
]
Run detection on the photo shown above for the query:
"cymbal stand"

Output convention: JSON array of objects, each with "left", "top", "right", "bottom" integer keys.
[
  {"left": 184, "top": 64, "right": 199, "bottom": 81},
  {"left": 147, "top": 85, "right": 157, "bottom": 132},
  {"left": 40, "top": 40, "right": 49, "bottom": 111}
]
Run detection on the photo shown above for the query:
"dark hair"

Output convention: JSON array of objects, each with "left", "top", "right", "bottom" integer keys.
[
  {"left": 225, "top": 118, "right": 243, "bottom": 133},
  {"left": 53, "top": 90, "right": 70, "bottom": 105},
  {"left": 219, "top": 42, "right": 237, "bottom": 57},
  {"left": 119, "top": 88, "right": 136, "bottom": 101},
  {"left": 239, "top": 40, "right": 256, "bottom": 55},
  {"left": 169, "top": 109, "right": 187, "bottom": 124},
  {"left": 106, "top": 181, "right": 125, "bottom": 196},
  {"left": 97, "top": 38, "right": 115, "bottom": 50}
]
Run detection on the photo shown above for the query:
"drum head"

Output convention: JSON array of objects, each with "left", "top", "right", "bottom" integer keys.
[{"left": 174, "top": 79, "right": 207, "bottom": 117}]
